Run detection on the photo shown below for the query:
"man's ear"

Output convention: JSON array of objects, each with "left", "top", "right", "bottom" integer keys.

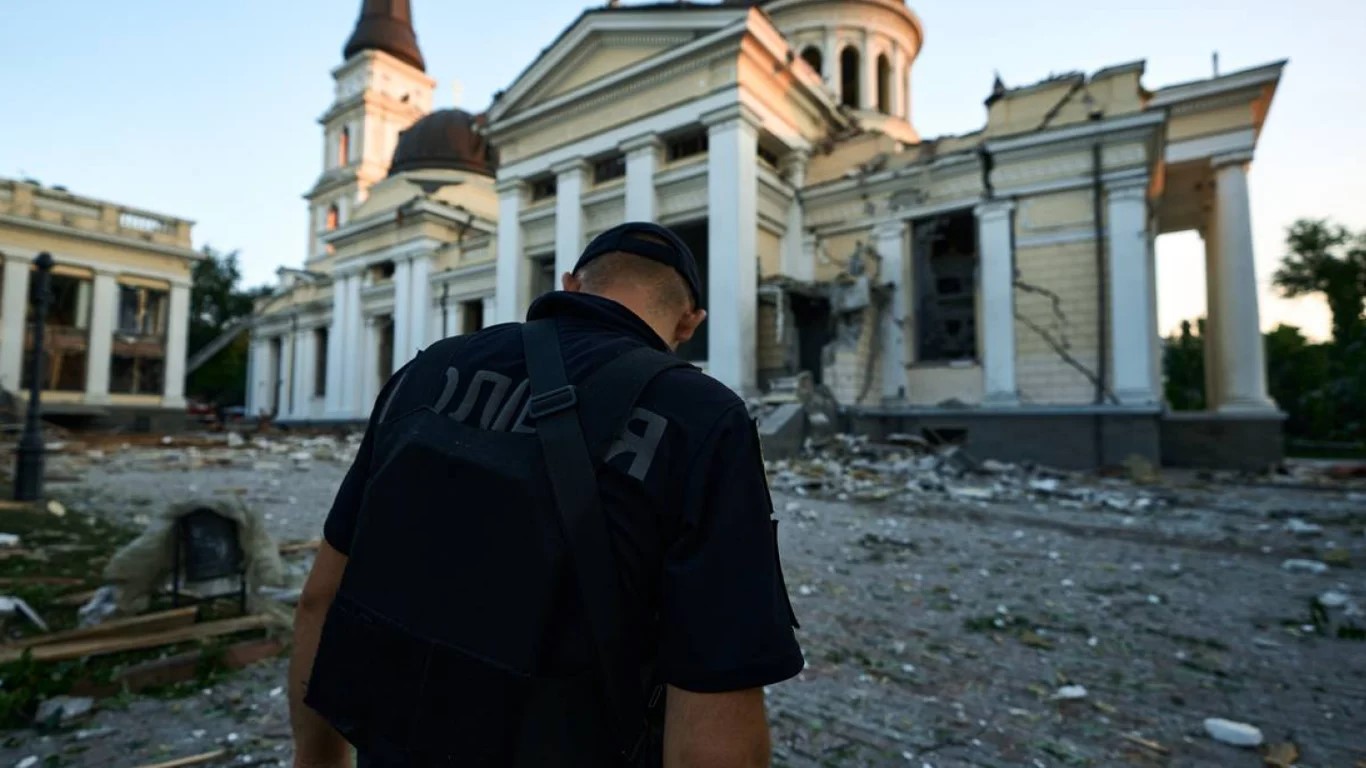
[
  {"left": 671, "top": 308, "right": 707, "bottom": 347},
  {"left": 561, "top": 272, "right": 582, "bottom": 293}
]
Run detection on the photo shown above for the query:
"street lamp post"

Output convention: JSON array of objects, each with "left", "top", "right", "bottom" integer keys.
[{"left": 13, "top": 252, "right": 54, "bottom": 501}]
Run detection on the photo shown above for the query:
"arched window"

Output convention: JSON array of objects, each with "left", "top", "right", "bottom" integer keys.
[
  {"left": 338, "top": 127, "right": 350, "bottom": 167},
  {"left": 325, "top": 204, "right": 340, "bottom": 231},
  {"left": 840, "top": 46, "right": 860, "bottom": 109},
  {"left": 877, "top": 54, "right": 892, "bottom": 114},
  {"left": 800, "top": 46, "right": 823, "bottom": 76}
]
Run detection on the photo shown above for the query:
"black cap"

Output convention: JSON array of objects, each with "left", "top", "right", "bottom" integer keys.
[{"left": 573, "top": 222, "right": 703, "bottom": 309}]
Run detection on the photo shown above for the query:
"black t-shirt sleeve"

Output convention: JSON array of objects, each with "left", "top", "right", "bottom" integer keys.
[
  {"left": 322, "top": 365, "right": 411, "bottom": 556},
  {"left": 657, "top": 404, "right": 804, "bottom": 693}
]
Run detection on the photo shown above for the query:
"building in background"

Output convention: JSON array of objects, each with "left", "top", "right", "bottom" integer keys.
[
  {"left": 251, "top": 0, "right": 1285, "bottom": 469},
  {"left": 0, "top": 178, "right": 198, "bottom": 431}
]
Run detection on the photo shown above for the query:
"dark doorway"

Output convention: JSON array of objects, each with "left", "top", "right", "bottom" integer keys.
[
  {"left": 530, "top": 255, "right": 555, "bottom": 300},
  {"left": 669, "top": 220, "right": 709, "bottom": 362},
  {"left": 790, "top": 293, "right": 833, "bottom": 384},
  {"left": 877, "top": 54, "right": 892, "bottom": 113},
  {"left": 377, "top": 315, "right": 395, "bottom": 385},
  {"left": 460, "top": 299, "right": 484, "bottom": 334}
]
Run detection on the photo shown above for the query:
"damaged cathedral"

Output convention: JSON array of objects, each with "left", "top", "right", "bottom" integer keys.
[{"left": 249, "top": 0, "right": 1286, "bottom": 469}]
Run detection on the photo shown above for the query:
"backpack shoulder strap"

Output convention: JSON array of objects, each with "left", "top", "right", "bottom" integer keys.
[
  {"left": 520, "top": 319, "right": 653, "bottom": 763},
  {"left": 576, "top": 345, "right": 694, "bottom": 458}
]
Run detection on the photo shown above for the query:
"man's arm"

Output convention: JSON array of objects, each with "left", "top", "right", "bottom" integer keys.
[
  {"left": 289, "top": 541, "right": 351, "bottom": 768},
  {"left": 663, "top": 686, "right": 771, "bottom": 768}
]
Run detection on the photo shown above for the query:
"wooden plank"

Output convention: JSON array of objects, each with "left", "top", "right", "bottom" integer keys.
[
  {"left": 0, "top": 607, "right": 199, "bottom": 652},
  {"left": 0, "top": 614, "right": 272, "bottom": 664},
  {"left": 53, "top": 587, "right": 101, "bottom": 606},
  {"left": 278, "top": 539, "right": 321, "bottom": 555},
  {"left": 0, "top": 576, "right": 84, "bottom": 587},
  {"left": 131, "top": 749, "right": 227, "bottom": 768},
  {"left": 72, "top": 637, "right": 285, "bottom": 698}
]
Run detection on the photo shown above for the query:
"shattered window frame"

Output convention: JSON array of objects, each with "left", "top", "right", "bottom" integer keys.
[
  {"left": 22, "top": 270, "right": 93, "bottom": 392},
  {"left": 912, "top": 211, "right": 980, "bottom": 364},
  {"left": 109, "top": 282, "right": 170, "bottom": 396}
]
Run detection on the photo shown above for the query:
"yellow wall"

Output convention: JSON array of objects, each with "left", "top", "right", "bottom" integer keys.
[
  {"left": 758, "top": 228, "right": 782, "bottom": 277},
  {"left": 907, "top": 365, "right": 983, "bottom": 406},
  {"left": 544, "top": 43, "right": 675, "bottom": 100},
  {"left": 0, "top": 224, "right": 192, "bottom": 281},
  {"left": 1013, "top": 240, "right": 1102, "bottom": 405},
  {"left": 1167, "top": 102, "right": 1256, "bottom": 141}
]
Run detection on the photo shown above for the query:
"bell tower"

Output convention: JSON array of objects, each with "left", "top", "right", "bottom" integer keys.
[{"left": 305, "top": 0, "right": 435, "bottom": 263}]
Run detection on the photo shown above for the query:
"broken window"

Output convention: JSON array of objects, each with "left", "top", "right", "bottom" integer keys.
[
  {"left": 592, "top": 153, "right": 626, "bottom": 185},
  {"left": 665, "top": 129, "right": 708, "bottom": 163},
  {"left": 840, "top": 47, "right": 860, "bottom": 108},
  {"left": 22, "top": 271, "right": 91, "bottom": 392},
  {"left": 313, "top": 327, "right": 328, "bottom": 398},
  {"left": 110, "top": 284, "right": 168, "bottom": 395},
  {"left": 529, "top": 175, "right": 557, "bottom": 202},
  {"left": 367, "top": 260, "right": 396, "bottom": 284},
  {"left": 912, "top": 210, "right": 979, "bottom": 363},
  {"left": 801, "top": 46, "right": 823, "bottom": 76},
  {"left": 460, "top": 299, "right": 484, "bottom": 335}
]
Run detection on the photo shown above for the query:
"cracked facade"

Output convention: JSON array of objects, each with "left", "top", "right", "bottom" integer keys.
[{"left": 250, "top": 0, "right": 1285, "bottom": 468}]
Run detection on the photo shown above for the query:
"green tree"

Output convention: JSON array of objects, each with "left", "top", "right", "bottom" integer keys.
[
  {"left": 1263, "top": 324, "right": 1332, "bottom": 439},
  {"left": 186, "top": 247, "right": 268, "bottom": 406},
  {"left": 1274, "top": 220, "right": 1366, "bottom": 349},
  {"left": 1163, "top": 319, "right": 1205, "bottom": 411}
]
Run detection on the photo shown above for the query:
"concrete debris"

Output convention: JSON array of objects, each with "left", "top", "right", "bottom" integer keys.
[
  {"left": 1318, "top": 590, "right": 1350, "bottom": 609},
  {"left": 1052, "top": 685, "right": 1088, "bottom": 701},
  {"left": 0, "top": 533, "right": 19, "bottom": 548},
  {"left": 34, "top": 696, "right": 95, "bottom": 726},
  {"left": 226, "top": 432, "right": 246, "bottom": 448},
  {"left": 766, "top": 433, "right": 1167, "bottom": 513},
  {"left": 1282, "top": 559, "right": 1330, "bottom": 575},
  {"left": 46, "top": 500, "right": 66, "bottom": 518},
  {"left": 0, "top": 595, "right": 49, "bottom": 632},
  {"left": 77, "top": 586, "right": 121, "bottom": 628},
  {"left": 15, "top": 756, "right": 38, "bottom": 768},
  {"left": 1202, "top": 717, "right": 1263, "bottom": 747},
  {"left": 1284, "top": 518, "right": 1324, "bottom": 537}
]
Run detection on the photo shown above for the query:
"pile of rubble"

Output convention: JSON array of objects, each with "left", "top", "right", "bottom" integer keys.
[
  {"left": 768, "top": 433, "right": 1171, "bottom": 513},
  {"left": 42, "top": 432, "right": 362, "bottom": 476}
]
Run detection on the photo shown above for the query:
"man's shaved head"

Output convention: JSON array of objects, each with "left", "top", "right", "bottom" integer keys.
[{"left": 574, "top": 239, "right": 694, "bottom": 312}]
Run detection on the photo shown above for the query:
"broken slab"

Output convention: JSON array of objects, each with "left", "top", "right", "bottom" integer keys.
[{"left": 759, "top": 403, "right": 806, "bottom": 461}]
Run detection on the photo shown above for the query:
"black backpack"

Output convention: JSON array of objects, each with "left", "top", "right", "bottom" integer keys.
[{"left": 305, "top": 319, "right": 691, "bottom": 766}]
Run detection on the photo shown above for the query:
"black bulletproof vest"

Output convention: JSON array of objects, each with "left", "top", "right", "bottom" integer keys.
[{"left": 306, "top": 321, "right": 688, "bottom": 767}]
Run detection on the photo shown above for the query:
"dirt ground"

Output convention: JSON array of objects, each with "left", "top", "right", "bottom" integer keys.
[{"left": 1, "top": 434, "right": 1363, "bottom": 767}]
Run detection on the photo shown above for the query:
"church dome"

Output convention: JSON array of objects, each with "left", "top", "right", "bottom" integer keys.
[{"left": 387, "top": 109, "right": 497, "bottom": 177}]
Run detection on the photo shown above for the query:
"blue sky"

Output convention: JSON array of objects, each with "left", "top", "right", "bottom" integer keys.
[{"left": 2, "top": 0, "right": 1363, "bottom": 340}]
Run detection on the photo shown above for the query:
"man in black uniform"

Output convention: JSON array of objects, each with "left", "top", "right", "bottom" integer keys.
[{"left": 289, "top": 222, "right": 803, "bottom": 767}]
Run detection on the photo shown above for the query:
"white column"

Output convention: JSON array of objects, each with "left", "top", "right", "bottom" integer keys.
[
  {"left": 623, "top": 135, "right": 660, "bottom": 222},
  {"left": 860, "top": 32, "right": 875, "bottom": 110},
  {"left": 290, "top": 324, "right": 311, "bottom": 420},
  {"left": 705, "top": 106, "right": 760, "bottom": 394},
  {"left": 975, "top": 199, "right": 1018, "bottom": 406},
  {"left": 325, "top": 274, "right": 347, "bottom": 416},
  {"left": 85, "top": 270, "right": 117, "bottom": 403},
  {"left": 362, "top": 317, "right": 380, "bottom": 410},
  {"left": 780, "top": 150, "right": 809, "bottom": 279},
  {"left": 0, "top": 253, "right": 33, "bottom": 392},
  {"left": 482, "top": 295, "right": 496, "bottom": 330},
  {"left": 874, "top": 221, "right": 909, "bottom": 402},
  {"left": 495, "top": 178, "right": 524, "bottom": 323},
  {"left": 1210, "top": 152, "right": 1275, "bottom": 412},
  {"left": 391, "top": 255, "right": 412, "bottom": 373},
  {"left": 554, "top": 159, "right": 588, "bottom": 280},
  {"left": 1106, "top": 180, "right": 1157, "bottom": 405},
  {"left": 822, "top": 29, "right": 837, "bottom": 89},
  {"left": 161, "top": 280, "right": 190, "bottom": 408},
  {"left": 250, "top": 338, "right": 272, "bottom": 417},
  {"left": 408, "top": 254, "right": 432, "bottom": 352},
  {"left": 892, "top": 47, "right": 907, "bottom": 120},
  {"left": 343, "top": 272, "right": 364, "bottom": 415}
]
